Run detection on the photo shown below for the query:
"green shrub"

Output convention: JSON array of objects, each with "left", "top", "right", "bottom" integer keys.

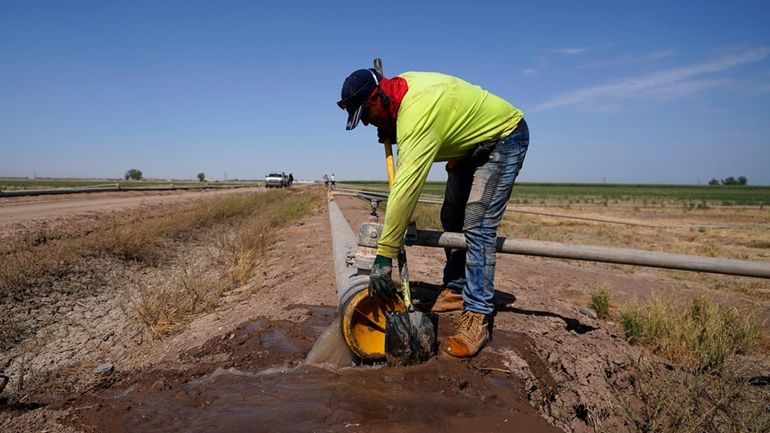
[
  {"left": 590, "top": 287, "right": 611, "bottom": 318},
  {"left": 620, "top": 308, "right": 644, "bottom": 344}
]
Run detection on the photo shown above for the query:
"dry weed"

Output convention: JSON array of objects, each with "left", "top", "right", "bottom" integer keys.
[
  {"left": 123, "top": 189, "right": 322, "bottom": 335},
  {"left": 106, "top": 222, "right": 167, "bottom": 264},
  {"left": 125, "top": 279, "right": 183, "bottom": 336},
  {"left": 177, "top": 265, "right": 225, "bottom": 314},
  {"left": 612, "top": 292, "right": 768, "bottom": 432},
  {"left": 212, "top": 190, "right": 322, "bottom": 286},
  {"left": 5, "top": 188, "right": 324, "bottom": 338},
  {"left": 0, "top": 229, "right": 82, "bottom": 294},
  {"left": 620, "top": 295, "right": 761, "bottom": 372},
  {"left": 1, "top": 190, "right": 319, "bottom": 295},
  {"left": 121, "top": 263, "right": 225, "bottom": 337},
  {"left": 611, "top": 354, "right": 770, "bottom": 433}
]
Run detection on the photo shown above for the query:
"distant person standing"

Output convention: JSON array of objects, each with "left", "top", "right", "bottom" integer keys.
[
  {"left": 330, "top": 173, "right": 336, "bottom": 189},
  {"left": 323, "top": 174, "right": 329, "bottom": 189},
  {"left": 288, "top": 173, "right": 294, "bottom": 187}
]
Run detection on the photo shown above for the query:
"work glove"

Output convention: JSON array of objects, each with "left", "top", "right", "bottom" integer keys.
[
  {"left": 369, "top": 255, "right": 397, "bottom": 300},
  {"left": 377, "top": 126, "right": 396, "bottom": 144}
]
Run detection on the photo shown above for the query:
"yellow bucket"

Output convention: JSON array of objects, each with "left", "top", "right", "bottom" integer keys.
[{"left": 341, "top": 289, "right": 405, "bottom": 361}]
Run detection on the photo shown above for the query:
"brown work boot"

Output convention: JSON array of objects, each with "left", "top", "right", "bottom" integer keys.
[
  {"left": 441, "top": 311, "right": 489, "bottom": 358},
  {"left": 430, "top": 288, "right": 463, "bottom": 312}
]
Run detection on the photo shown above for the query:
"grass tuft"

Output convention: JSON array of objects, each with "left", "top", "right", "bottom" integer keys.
[
  {"left": 590, "top": 286, "right": 611, "bottom": 318},
  {"left": 620, "top": 295, "right": 760, "bottom": 371},
  {"left": 614, "top": 295, "right": 768, "bottom": 432},
  {"left": 213, "top": 190, "right": 322, "bottom": 286},
  {"left": 122, "top": 265, "right": 225, "bottom": 336},
  {"left": 619, "top": 309, "right": 644, "bottom": 344}
]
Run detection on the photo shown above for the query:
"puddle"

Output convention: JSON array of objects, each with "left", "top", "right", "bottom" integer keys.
[
  {"left": 71, "top": 307, "right": 562, "bottom": 433},
  {"left": 75, "top": 361, "right": 560, "bottom": 433}
]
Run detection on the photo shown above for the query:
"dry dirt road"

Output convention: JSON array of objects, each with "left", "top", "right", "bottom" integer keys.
[
  {"left": 1, "top": 189, "right": 768, "bottom": 433},
  {"left": 0, "top": 187, "right": 266, "bottom": 229}
]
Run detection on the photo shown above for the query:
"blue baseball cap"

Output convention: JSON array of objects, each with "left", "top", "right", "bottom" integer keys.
[{"left": 337, "top": 68, "right": 381, "bottom": 130}]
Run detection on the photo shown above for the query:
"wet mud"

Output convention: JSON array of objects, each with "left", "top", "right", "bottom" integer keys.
[{"left": 70, "top": 305, "right": 562, "bottom": 433}]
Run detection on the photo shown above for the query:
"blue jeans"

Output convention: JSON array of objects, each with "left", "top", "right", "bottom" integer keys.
[{"left": 441, "top": 119, "right": 529, "bottom": 315}]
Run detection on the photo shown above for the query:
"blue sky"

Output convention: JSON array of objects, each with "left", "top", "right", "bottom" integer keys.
[{"left": 1, "top": 0, "right": 769, "bottom": 184}]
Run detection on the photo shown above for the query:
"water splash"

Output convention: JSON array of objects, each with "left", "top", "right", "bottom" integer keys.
[{"left": 305, "top": 316, "right": 355, "bottom": 368}]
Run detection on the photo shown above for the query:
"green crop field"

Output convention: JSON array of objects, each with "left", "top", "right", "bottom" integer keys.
[{"left": 340, "top": 181, "right": 770, "bottom": 207}]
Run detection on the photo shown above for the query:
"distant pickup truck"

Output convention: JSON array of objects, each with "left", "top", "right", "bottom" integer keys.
[{"left": 265, "top": 172, "right": 289, "bottom": 188}]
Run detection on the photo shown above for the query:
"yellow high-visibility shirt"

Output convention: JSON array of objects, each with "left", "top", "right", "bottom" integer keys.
[{"left": 377, "top": 71, "right": 523, "bottom": 258}]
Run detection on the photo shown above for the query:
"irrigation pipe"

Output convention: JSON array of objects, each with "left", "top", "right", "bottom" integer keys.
[
  {"left": 327, "top": 197, "right": 370, "bottom": 307},
  {"left": 409, "top": 229, "right": 770, "bottom": 279},
  {"left": 329, "top": 189, "right": 770, "bottom": 279},
  {"left": 333, "top": 189, "right": 770, "bottom": 230}
]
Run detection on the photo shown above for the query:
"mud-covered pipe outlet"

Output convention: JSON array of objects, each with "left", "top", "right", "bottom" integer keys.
[{"left": 327, "top": 197, "right": 397, "bottom": 361}]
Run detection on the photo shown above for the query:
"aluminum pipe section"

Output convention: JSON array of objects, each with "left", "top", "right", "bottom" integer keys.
[
  {"left": 327, "top": 198, "right": 370, "bottom": 309},
  {"left": 329, "top": 197, "right": 398, "bottom": 361},
  {"left": 411, "top": 229, "right": 770, "bottom": 279}
]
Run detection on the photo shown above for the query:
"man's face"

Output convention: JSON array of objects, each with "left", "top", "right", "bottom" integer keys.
[{"left": 361, "top": 96, "right": 390, "bottom": 129}]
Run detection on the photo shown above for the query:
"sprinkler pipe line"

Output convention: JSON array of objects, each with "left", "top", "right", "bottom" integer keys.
[
  {"left": 409, "top": 229, "right": 770, "bottom": 279},
  {"left": 333, "top": 189, "right": 770, "bottom": 230},
  {"left": 332, "top": 189, "right": 769, "bottom": 279}
]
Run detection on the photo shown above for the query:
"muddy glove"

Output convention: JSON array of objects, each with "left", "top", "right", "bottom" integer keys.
[{"left": 369, "top": 255, "right": 397, "bottom": 300}]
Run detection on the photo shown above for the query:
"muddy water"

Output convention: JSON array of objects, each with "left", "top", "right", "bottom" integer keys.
[
  {"left": 72, "top": 306, "right": 561, "bottom": 433},
  {"left": 305, "top": 316, "right": 355, "bottom": 367}
]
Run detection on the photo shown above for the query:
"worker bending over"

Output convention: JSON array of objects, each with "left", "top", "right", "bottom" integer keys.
[{"left": 337, "top": 67, "right": 529, "bottom": 358}]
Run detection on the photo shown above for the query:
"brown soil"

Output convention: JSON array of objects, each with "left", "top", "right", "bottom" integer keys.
[
  {"left": 1, "top": 189, "right": 768, "bottom": 433},
  {"left": 0, "top": 187, "right": 269, "bottom": 242}
]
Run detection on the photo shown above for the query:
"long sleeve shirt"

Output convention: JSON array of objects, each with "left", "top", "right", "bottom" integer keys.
[{"left": 376, "top": 71, "right": 523, "bottom": 258}]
